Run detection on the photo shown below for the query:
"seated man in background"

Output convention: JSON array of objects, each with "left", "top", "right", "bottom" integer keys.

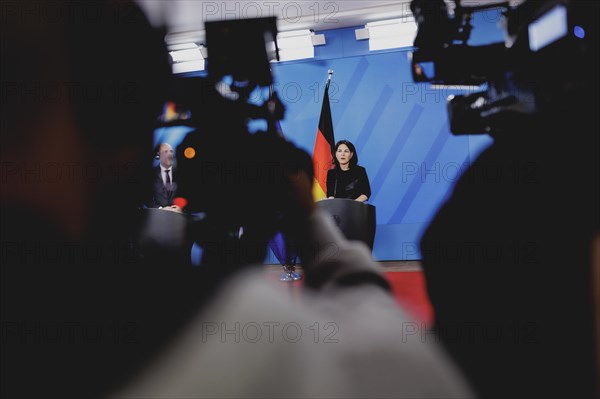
[
  {"left": 150, "top": 142, "right": 180, "bottom": 211},
  {"left": 1, "top": 1, "right": 472, "bottom": 398}
]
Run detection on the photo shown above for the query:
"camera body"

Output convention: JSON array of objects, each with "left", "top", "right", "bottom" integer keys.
[
  {"left": 410, "top": 0, "right": 597, "bottom": 135},
  {"left": 169, "top": 18, "right": 312, "bottom": 267}
]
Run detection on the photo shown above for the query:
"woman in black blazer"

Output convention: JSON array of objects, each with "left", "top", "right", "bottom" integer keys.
[{"left": 326, "top": 140, "right": 371, "bottom": 202}]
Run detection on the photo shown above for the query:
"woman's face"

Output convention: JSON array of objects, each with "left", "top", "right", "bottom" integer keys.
[{"left": 336, "top": 144, "right": 353, "bottom": 167}]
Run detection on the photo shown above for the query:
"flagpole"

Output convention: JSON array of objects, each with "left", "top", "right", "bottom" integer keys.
[{"left": 326, "top": 69, "right": 333, "bottom": 90}]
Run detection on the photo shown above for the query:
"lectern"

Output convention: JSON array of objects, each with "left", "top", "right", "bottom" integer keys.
[
  {"left": 315, "top": 199, "right": 376, "bottom": 250},
  {"left": 134, "top": 208, "right": 193, "bottom": 266}
]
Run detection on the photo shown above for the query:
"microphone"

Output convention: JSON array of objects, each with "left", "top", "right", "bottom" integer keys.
[
  {"left": 173, "top": 197, "right": 188, "bottom": 209},
  {"left": 333, "top": 169, "right": 338, "bottom": 197}
]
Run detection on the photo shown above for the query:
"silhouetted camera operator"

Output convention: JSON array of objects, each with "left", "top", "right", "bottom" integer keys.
[{"left": 411, "top": 1, "right": 599, "bottom": 397}]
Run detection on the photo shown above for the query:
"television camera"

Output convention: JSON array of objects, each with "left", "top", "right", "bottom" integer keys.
[
  {"left": 170, "top": 18, "right": 313, "bottom": 268},
  {"left": 409, "top": 0, "right": 597, "bottom": 134}
]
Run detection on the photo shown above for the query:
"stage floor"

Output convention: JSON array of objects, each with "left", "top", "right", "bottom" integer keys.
[{"left": 264, "top": 261, "right": 434, "bottom": 327}]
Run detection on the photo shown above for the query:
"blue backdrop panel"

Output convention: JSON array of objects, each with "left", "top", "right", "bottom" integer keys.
[
  {"left": 271, "top": 31, "right": 494, "bottom": 260},
  {"left": 178, "top": 14, "right": 502, "bottom": 261}
]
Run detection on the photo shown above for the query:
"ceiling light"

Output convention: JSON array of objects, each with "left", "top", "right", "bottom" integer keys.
[
  {"left": 356, "top": 18, "right": 417, "bottom": 51},
  {"left": 274, "top": 29, "right": 326, "bottom": 62},
  {"left": 168, "top": 43, "right": 206, "bottom": 74}
]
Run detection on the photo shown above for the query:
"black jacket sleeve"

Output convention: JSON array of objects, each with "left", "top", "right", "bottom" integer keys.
[{"left": 359, "top": 167, "right": 371, "bottom": 199}]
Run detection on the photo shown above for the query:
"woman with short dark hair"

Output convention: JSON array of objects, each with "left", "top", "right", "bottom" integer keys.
[{"left": 326, "top": 140, "right": 371, "bottom": 202}]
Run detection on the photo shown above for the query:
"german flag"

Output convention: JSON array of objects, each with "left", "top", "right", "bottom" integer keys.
[{"left": 312, "top": 80, "right": 335, "bottom": 200}]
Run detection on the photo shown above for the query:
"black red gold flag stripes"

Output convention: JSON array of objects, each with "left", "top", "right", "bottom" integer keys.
[{"left": 312, "top": 80, "right": 335, "bottom": 200}]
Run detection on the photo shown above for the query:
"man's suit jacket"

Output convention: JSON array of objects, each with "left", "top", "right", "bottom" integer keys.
[{"left": 151, "top": 166, "right": 177, "bottom": 208}]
